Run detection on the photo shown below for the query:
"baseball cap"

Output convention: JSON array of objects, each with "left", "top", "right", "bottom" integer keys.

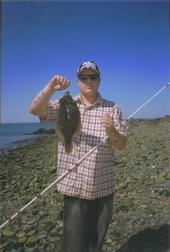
[{"left": 77, "top": 60, "right": 100, "bottom": 76}]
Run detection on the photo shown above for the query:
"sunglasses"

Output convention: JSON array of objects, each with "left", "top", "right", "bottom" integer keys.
[{"left": 78, "top": 74, "right": 99, "bottom": 82}]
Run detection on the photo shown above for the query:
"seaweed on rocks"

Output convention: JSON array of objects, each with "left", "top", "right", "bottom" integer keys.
[{"left": 0, "top": 118, "right": 170, "bottom": 251}]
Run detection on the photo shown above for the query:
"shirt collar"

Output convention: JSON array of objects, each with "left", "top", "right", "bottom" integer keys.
[{"left": 75, "top": 92, "right": 103, "bottom": 106}]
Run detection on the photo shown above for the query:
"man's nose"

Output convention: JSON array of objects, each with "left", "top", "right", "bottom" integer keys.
[{"left": 86, "top": 78, "right": 93, "bottom": 83}]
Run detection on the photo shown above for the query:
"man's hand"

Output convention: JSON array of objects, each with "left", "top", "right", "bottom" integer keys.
[
  {"left": 48, "top": 75, "right": 70, "bottom": 92},
  {"left": 29, "top": 75, "right": 70, "bottom": 116},
  {"left": 101, "top": 113, "right": 127, "bottom": 150},
  {"left": 101, "top": 113, "right": 113, "bottom": 132}
]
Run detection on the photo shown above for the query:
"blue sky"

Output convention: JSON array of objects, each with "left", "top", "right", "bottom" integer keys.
[{"left": 1, "top": 0, "right": 170, "bottom": 123}]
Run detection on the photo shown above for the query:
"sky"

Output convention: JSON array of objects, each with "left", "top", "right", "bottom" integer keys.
[{"left": 1, "top": 0, "right": 170, "bottom": 123}]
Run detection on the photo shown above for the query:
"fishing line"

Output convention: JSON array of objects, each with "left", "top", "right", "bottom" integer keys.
[{"left": 0, "top": 82, "right": 169, "bottom": 230}]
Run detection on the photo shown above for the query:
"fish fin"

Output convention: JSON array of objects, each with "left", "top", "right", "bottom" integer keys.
[
  {"left": 64, "top": 141, "right": 72, "bottom": 154},
  {"left": 56, "top": 129, "right": 64, "bottom": 138},
  {"left": 75, "top": 118, "right": 81, "bottom": 136}
]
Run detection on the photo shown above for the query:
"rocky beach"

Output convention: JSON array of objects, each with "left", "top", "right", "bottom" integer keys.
[{"left": 0, "top": 117, "right": 169, "bottom": 252}]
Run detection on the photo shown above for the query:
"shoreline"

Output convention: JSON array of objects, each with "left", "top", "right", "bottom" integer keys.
[
  {"left": 0, "top": 119, "right": 169, "bottom": 251},
  {"left": 0, "top": 134, "right": 55, "bottom": 155},
  {"left": 1, "top": 116, "right": 169, "bottom": 154}
]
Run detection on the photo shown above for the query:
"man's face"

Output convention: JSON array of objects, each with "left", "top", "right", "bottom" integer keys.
[{"left": 77, "top": 69, "right": 100, "bottom": 98}]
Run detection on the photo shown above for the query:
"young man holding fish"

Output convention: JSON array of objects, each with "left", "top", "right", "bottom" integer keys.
[{"left": 30, "top": 60, "right": 127, "bottom": 252}]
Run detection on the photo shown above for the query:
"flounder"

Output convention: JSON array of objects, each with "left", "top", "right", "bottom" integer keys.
[{"left": 56, "top": 91, "right": 81, "bottom": 153}]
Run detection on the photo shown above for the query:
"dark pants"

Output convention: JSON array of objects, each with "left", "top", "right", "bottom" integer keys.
[{"left": 61, "top": 194, "right": 114, "bottom": 252}]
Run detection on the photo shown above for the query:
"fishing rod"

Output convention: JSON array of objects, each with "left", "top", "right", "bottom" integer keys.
[{"left": 0, "top": 82, "right": 169, "bottom": 230}]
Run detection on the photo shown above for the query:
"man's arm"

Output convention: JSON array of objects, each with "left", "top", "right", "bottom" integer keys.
[
  {"left": 101, "top": 110, "right": 127, "bottom": 151},
  {"left": 105, "top": 124, "right": 127, "bottom": 151},
  {"left": 29, "top": 75, "right": 70, "bottom": 116}
]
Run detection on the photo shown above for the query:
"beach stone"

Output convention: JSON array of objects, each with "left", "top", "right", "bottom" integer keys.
[
  {"left": 106, "top": 238, "right": 114, "bottom": 246},
  {"left": 45, "top": 242, "right": 56, "bottom": 251},
  {"left": 43, "top": 221, "right": 56, "bottom": 233},
  {"left": 3, "top": 241, "right": 18, "bottom": 251},
  {"left": 27, "top": 218, "right": 37, "bottom": 227},
  {"left": 0, "top": 118, "right": 169, "bottom": 251},
  {"left": 32, "top": 128, "right": 55, "bottom": 135},
  {"left": 27, "top": 229, "right": 36, "bottom": 236},
  {"left": 50, "top": 226, "right": 58, "bottom": 235},
  {"left": 17, "top": 232, "right": 27, "bottom": 244},
  {"left": 0, "top": 242, "right": 9, "bottom": 250},
  {"left": 16, "top": 232, "right": 26, "bottom": 239},
  {"left": 17, "top": 236, "right": 27, "bottom": 244},
  {"left": 38, "top": 232, "right": 47, "bottom": 240},
  {"left": 48, "top": 235, "right": 59, "bottom": 242},
  {"left": 37, "top": 213, "right": 48, "bottom": 222},
  {"left": 24, "top": 247, "right": 38, "bottom": 252},
  {"left": 25, "top": 235, "right": 39, "bottom": 246},
  {"left": 56, "top": 219, "right": 63, "bottom": 228},
  {"left": 2, "top": 229, "right": 14, "bottom": 237}
]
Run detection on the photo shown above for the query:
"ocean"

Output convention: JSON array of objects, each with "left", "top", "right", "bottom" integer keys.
[{"left": 0, "top": 122, "right": 55, "bottom": 151}]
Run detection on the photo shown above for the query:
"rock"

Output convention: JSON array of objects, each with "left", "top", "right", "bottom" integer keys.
[
  {"left": 25, "top": 235, "right": 39, "bottom": 246},
  {"left": 2, "top": 229, "right": 14, "bottom": 237},
  {"left": 32, "top": 128, "right": 55, "bottom": 135},
  {"left": 48, "top": 235, "right": 59, "bottom": 242},
  {"left": 17, "top": 232, "right": 26, "bottom": 239},
  {"left": 18, "top": 236, "right": 27, "bottom": 244},
  {"left": 0, "top": 119, "right": 169, "bottom": 251},
  {"left": 116, "top": 224, "right": 169, "bottom": 252},
  {"left": 38, "top": 233, "right": 47, "bottom": 240}
]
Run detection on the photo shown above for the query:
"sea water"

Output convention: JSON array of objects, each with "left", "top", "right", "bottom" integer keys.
[{"left": 0, "top": 122, "right": 55, "bottom": 151}]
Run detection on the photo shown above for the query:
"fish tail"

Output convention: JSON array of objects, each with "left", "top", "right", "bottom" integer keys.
[{"left": 64, "top": 138, "right": 72, "bottom": 154}]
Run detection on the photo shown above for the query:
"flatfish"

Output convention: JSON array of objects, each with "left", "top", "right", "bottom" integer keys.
[{"left": 56, "top": 91, "right": 81, "bottom": 153}]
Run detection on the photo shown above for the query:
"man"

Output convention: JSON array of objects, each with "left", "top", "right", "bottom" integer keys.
[{"left": 29, "top": 60, "right": 127, "bottom": 252}]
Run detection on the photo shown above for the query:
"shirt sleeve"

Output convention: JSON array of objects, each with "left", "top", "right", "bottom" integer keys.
[
  {"left": 112, "top": 104, "right": 127, "bottom": 136},
  {"left": 39, "top": 99, "right": 59, "bottom": 123}
]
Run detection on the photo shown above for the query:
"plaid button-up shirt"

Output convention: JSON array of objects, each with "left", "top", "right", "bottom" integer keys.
[{"left": 40, "top": 93, "right": 126, "bottom": 200}]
